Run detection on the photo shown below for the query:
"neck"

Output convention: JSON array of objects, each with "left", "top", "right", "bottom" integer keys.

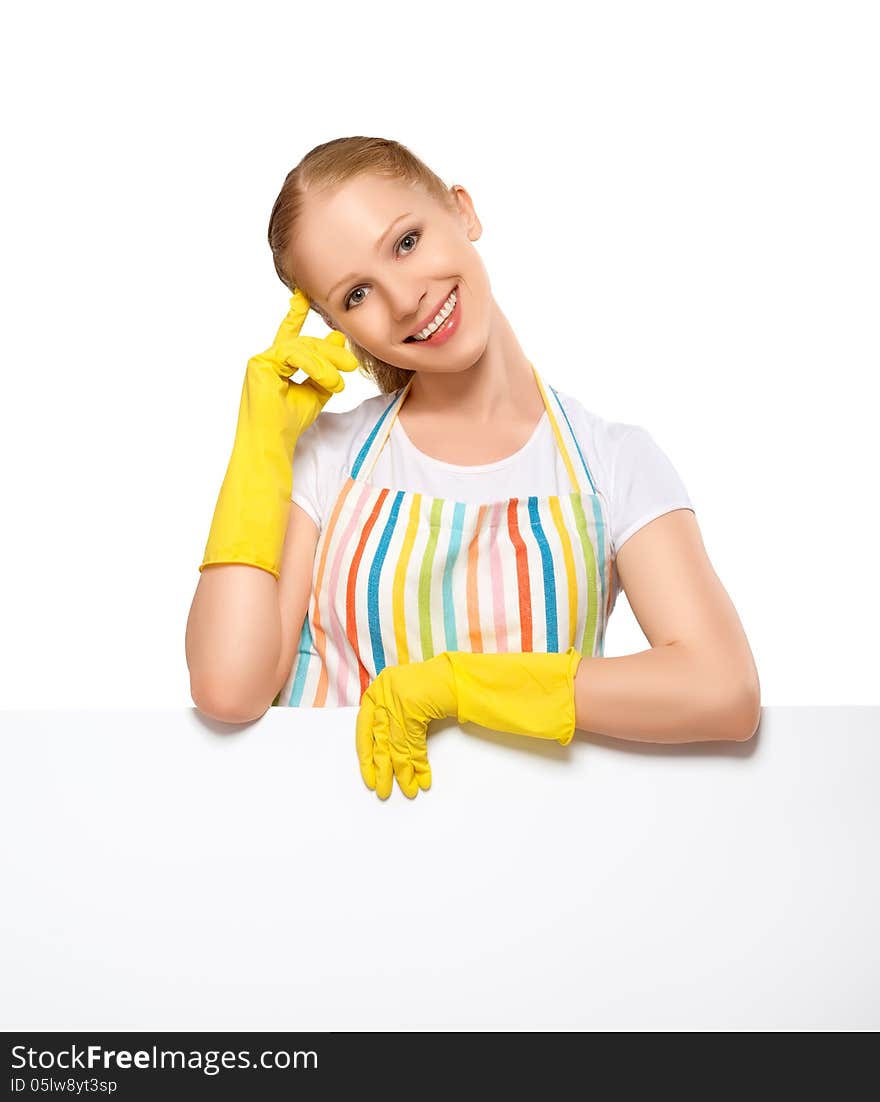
[{"left": 402, "top": 298, "right": 543, "bottom": 424}]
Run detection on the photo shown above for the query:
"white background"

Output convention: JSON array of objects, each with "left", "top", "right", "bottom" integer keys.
[{"left": 1, "top": 0, "right": 877, "bottom": 707}]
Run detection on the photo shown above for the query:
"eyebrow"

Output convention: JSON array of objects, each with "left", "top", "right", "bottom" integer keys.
[{"left": 325, "top": 212, "right": 414, "bottom": 302}]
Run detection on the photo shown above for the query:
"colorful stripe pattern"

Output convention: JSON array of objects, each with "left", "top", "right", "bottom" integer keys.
[{"left": 276, "top": 361, "right": 614, "bottom": 708}]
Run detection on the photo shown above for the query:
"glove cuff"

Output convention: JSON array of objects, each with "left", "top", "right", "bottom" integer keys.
[{"left": 450, "top": 646, "right": 583, "bottom": 744}]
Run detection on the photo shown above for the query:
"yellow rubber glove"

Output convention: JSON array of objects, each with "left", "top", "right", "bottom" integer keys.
[
  {"left": 356, "top": 647, "right": 583, "bottom": 799},
  {"left": 200, "top": 289, "right": 359, "bottom": 579}
]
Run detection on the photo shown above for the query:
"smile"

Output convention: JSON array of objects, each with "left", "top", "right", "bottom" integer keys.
[{"left": 404, "top": 286, "right": 461, "bottom": 346}]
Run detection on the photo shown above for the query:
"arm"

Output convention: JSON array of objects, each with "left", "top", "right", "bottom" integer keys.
[
  {"left": 574, "top": 509, "right": 761, "bottom": 743},
  {"left": 186, "top": 501, "right": 320, "bottom": 722},
  {"left": 187, "top": 291, "right": 356, "bottom": 723},
  {"left": 354, "top": 507, "right": 759, "bottom": 799},
  {"left": 185, "top": 562, "right": 284, "bottom": 723}
]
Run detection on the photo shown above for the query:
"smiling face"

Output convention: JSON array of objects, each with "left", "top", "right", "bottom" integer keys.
[{"left": 286, "top": 173, "right": 493, "bottom": 372}]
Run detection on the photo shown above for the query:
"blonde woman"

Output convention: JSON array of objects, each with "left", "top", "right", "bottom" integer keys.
[{"left": 186, "top": 136, "right": 761, "bottom": 800}]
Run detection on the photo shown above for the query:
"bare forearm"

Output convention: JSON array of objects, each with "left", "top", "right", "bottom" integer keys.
[
  {"left": 573, "top": 642, "right": 759, "bottom": 743},
  {"left": 185, "top": 564, "right": 281, "bottom": 721}
]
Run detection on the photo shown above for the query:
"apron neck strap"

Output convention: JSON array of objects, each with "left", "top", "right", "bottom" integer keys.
[{"left": 351, "top": 361, "right": 598, "bottom": 495}]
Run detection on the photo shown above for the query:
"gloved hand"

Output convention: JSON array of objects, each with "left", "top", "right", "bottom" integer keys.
[
  {"left": 200, "top": 289, "right": 359, "bottom": 579},
  {"left": 356, "top": 647, "right": 583, "bottom": 800}
]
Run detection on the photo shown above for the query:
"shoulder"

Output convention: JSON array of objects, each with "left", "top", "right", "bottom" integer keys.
[
  {"left": 550, "top": 385, "right": 634, "bottom": 441},
  {"left": 550, "top": 383, "right": 679, "bottom": 473},
  {"left": 548, "top": 384, "right": 639, "bottom": 487},
  {"left": 547, "top": 384, "right": 693, "bottom": 555},
  {"left": 297, "top": 387, "right": 400, "bottom": 457}
]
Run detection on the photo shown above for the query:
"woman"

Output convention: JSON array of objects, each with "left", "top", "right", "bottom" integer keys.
[{"left": 186, "top": 136, "right": 761, "bottom": 800}]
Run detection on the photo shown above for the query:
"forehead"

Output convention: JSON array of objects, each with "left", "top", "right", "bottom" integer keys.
[{"left": 290, "top": 174, "right": 440, "bottom": 303}]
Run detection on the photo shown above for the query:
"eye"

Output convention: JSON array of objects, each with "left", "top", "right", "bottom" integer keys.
[{"left": 343, "top": 228, "right": 422, "bottom": 311}]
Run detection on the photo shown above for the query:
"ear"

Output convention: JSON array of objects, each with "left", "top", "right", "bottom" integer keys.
[{"left": 448, "top": 183, "right": 482, "bottom": 242}]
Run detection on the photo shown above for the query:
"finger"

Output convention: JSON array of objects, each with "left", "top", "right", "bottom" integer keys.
[
  {"left": 371, "top": 708, "right": 394, "bottom": 801},
  {"left": 275, "top": 343, "right": 348, "bottom": 396},
  {"left": 316, "top": 337, "right": 360, "bottom": 374},
  {"left": 324, "top": 331, "right": 360, "bottom": 370},
  {"left": 271, "top": 288, "right": 311, "bottom": 345},
  {"left": 355, "top": 697, "right": 377, "bottom": 791},
  {"left": 388, "top": 712, "right": 418, "bottom": 799},
  {"left": 407, "top": 724, "right": 432, "bottom": 792}
]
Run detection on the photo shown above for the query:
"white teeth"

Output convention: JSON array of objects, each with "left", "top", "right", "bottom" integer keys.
[{"left": 411, "top": 288, "right": 457, "bottom": 341}]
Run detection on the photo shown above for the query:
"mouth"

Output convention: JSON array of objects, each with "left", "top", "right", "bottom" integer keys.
[{"left": 404, "top": 284, "right": 460, "bottom": 343}]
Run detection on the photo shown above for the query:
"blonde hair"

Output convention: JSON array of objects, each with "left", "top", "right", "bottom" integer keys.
[{"left": 268, "top": 136, "right": 458, "bottom": 395}]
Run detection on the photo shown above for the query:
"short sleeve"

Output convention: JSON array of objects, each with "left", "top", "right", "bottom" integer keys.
[
  {"left": 611, "top": 426, "right": 694, "bottom": 555},
  {"left": 290, "top": 419, "right": 322, "bottom": 531}
]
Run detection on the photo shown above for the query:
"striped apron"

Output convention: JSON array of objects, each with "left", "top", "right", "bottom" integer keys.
[{"left": 275, "top": 361, "right": 614, "bottom": 708}]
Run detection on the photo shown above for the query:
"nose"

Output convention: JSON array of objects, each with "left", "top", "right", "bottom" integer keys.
[{"left": 388, "top": 284, "right": 429, "bottom": 328}]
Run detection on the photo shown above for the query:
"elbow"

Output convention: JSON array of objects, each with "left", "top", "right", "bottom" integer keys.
[
  {"left": 190, "top": 679, "right": 273, "bottom": 725},
  {"left": 715, "top": 680, "right": 762, "bottom": 742}
]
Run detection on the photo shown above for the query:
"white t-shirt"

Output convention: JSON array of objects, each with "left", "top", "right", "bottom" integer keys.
[{"left": 290, "top": 386, "right": 694, "bottom": 558}]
